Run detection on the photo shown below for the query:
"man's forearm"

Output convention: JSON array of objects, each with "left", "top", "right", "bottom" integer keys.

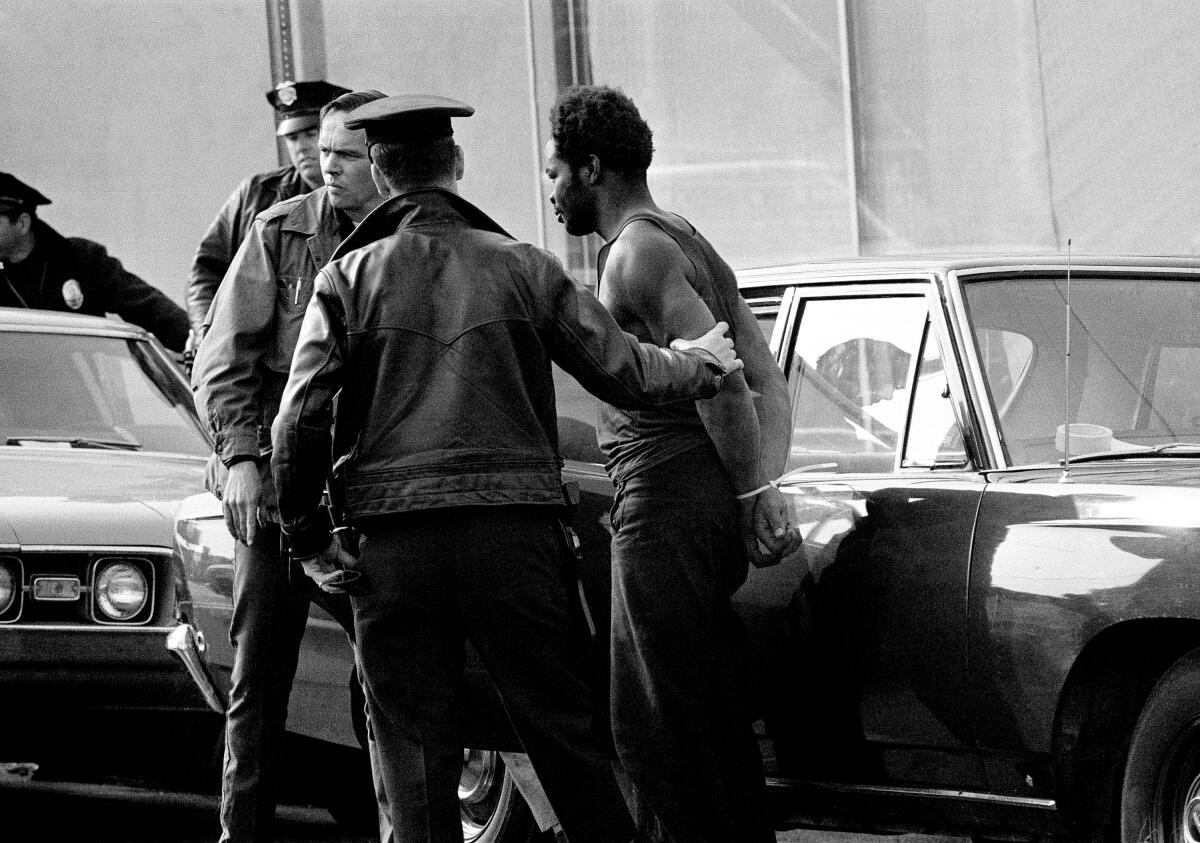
[
  {"left": 757, "top": 377, "right": 792, "bottom": 480},
  {"left": 696, "top": 373, "right": 763, "bottom": 494}
]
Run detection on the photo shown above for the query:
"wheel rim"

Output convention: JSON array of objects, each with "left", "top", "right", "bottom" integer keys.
[
  {"left": 1183, "top": 773, "right": 1200, "bottom": 843},
  {"left": 1155, "top": 719, "right": 1200, "bottom": 843},
  {"left": 460, "top": 748, "right": 504, "bottom": 839}
]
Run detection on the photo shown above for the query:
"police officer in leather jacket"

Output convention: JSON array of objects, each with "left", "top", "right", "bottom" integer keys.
[
  {"left": 185, "top": 80, "right": 350, "bottom": 339},
  {"left": 270, "top": 94, "right": 741, "bottom": 843}
]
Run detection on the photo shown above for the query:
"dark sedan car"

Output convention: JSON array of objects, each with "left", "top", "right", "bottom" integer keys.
[
  {"left": 178, "top": 254, "right": 1200, "bottom": 843},
  {"left": 538, "top": 255, "right": 1200, "bottom": 843}
]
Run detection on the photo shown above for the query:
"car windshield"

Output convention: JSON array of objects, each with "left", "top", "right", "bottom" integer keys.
[
  {"left": 962, "top": 275, "right": 1200, "bottom": 466},
  {"left": 0, "top": 330, "right": 210, "bottom": 457}
]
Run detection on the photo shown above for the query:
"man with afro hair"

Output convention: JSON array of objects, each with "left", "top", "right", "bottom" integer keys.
[{"left": 545, "top": 84, "right": 800, "bottom": 842}]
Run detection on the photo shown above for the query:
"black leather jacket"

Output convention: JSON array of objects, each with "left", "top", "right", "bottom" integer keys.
[
  {"left": 0, "top": 219, "right": 188, "bottom": 351},
  {"left": 272, "top": 189, "right": 725, "bottom": 557},
  {"left": 186, "top": 166, "right": 310, "bottom": 334}
]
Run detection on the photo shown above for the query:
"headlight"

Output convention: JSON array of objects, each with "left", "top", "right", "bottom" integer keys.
[
  {"left": 0, "top": 560, "right": 17, "bottom": 616},
  {"left": 94, "top": 561, "right": 149, "bottom": 621}
]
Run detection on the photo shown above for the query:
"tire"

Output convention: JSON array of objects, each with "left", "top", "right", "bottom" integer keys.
[
  {"left": 460, "top": 749, "right": 539, "bottom": 843},
  {"left": 1120, "top": 648, "right": 1200, "bottom": 843}
]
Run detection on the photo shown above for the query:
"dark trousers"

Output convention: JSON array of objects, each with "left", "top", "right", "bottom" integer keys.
[
  {"left": 352, "top": 506, "right": 634, "bottom": 843},
  {"left": 219, "top": 522, "right": 356, "bottom": 843},
  {"left": 609, "top": 446, "right": 773, "bottom": 843}
]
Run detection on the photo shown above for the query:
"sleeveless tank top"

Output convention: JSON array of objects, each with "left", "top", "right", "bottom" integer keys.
[{"left": 596, "top": 210, "right": 743, "bottom": 483}]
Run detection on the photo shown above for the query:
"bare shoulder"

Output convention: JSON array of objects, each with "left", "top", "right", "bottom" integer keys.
[{"left": 605, "top": 220, "right": 686, "bottom": 290}]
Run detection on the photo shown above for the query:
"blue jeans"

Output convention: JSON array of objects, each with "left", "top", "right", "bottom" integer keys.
[{"left": 609, "top": 445, "right": 773, "bottom": 843}]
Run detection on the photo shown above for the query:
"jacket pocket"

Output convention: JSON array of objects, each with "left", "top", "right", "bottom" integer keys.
[{"left": 266, "top": 275, "right": 312, "bottom": 371}]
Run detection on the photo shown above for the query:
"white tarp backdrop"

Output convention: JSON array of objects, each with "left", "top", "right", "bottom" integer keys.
[{"left": 5, "top": 0, "right": 1200, "bottom": 308}]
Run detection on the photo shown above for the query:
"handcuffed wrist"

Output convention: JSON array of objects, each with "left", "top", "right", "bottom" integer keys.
[
  {"left": 735, "top": 479, "right": 779, "bottom": 500},
  {"left": 283, "top": 520, "right": 332, "bottom": 560}
]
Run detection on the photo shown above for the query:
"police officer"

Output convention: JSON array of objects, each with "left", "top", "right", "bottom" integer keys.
[
  {"left": 270, "top": 94, "right": 741, "bottom": 843},
  {"left": 186, "top": 79, "right": 351, "bottom": 338},
  {"left": 192, "top": 88, "right": 387, "bottom": 843},
  {"left": 0, "top": 172, "right": 188, "bottom": 351}
]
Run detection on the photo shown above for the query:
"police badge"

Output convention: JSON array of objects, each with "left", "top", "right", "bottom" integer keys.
[
  {"left": 276, "top": 82, "right": 298, "bottom": 106},
  {"left": 62, "top": 278, "right": 84, "bottom": 310}
]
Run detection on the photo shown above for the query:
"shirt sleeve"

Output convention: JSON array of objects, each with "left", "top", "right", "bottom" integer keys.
[{"left": 77, "top": 240, "right": 189, "bottom": 352}]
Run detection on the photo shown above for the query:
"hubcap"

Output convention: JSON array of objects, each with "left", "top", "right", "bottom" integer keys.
[
  {"left": 1183, "top": 774, "right": 1200, "bottom": 843},
  {"left": 460, "top": 748, "right": 501, "bottom": 838}
]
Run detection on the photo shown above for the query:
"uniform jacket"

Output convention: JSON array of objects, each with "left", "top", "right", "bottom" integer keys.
[
  {"left": 0, "top": 219, "right": 188, "bottom": 351},
  {"left": 186, "top": 165, "right": 310, "bottom": 334},
  {"left": 192, "top": 185, "right": 343, "bottom": 472},
  {"left": 271, "top": 188, "right": 726, "bottom": 557}
]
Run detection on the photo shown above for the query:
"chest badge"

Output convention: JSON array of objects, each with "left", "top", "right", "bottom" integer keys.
[{"left": 62, "top": 279, "right": 84, "bottom": 310}]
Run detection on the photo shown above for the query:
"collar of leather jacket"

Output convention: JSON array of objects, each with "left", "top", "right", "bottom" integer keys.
[
  {"left": 277, "top": 187, "right": 342, "bottom": 268},
  {"left": 330, "top": 188, "right": 513, "bottom": 262}
]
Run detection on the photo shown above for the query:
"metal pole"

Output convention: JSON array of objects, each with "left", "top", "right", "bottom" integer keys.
[
  {"left": 836, "top": 0, "right": 862, "bottom": 255},
  {"left": 524, "top": 0, "right": 548, "bottom": 251}
]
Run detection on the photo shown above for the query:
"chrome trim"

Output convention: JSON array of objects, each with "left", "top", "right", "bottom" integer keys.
[
  {"left": 18, "top": 545, "right": 171, "bottom": 555},
  {"left": 0, "top": 323, "right": 147, "bottom": 340},
  {"left": 765, "top": 777, "right": 1057, "bottom": 810},
  {"left": 166, "top": 623, "right": 226, "bottom": 714},
  {"left": 0, "top": 623, "right": 178, "bottom": 633},
  {"left": 0, "top": 556, "right": 22, "bottom": 621}
]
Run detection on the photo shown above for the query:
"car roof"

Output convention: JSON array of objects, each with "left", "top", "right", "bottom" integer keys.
[
  {"left": 0, "top": 306, "right": 151, "bottom": 339},
  {"left": 737, "top": 253, "right": 1200, "bottom": 287}
]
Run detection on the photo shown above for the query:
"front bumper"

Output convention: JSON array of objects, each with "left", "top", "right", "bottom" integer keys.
[{"left": 0, "top": 622, "right": 226, "bottom": 714}]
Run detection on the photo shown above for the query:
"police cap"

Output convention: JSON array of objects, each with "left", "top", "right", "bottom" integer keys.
[
  {"left": 267, "top": 80, "right": 352, "bottom": 137},
  {"left": 0, "top": 173, "right": 50, "bottom": 215},
  {"left": 343, "top": 95, "right": 474, "bottom": 145}
]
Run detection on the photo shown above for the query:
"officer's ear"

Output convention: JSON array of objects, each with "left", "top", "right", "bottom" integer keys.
[
  {"left": 367, "top": 145, "right": 389, "bottom": 197},
  {"left": 454, "top": 145, "right": 465, "bottom": 181}
]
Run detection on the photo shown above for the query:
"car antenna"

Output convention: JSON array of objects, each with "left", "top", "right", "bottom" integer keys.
[{"left": 1059, "top": 238, "right": 1073, "bottom": 483}]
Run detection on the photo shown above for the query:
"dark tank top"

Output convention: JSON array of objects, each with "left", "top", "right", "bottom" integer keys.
[{"left": 596, "top": 210, "right": 743, "bottom": 483}]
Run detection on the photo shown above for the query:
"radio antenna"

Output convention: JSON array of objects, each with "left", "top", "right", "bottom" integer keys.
[{"left": 1059, "top": 238, "right": 1073, "bottom": 483}]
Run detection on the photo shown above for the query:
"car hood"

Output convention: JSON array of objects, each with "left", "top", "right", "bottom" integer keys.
[{"left": 0, "top": 447, "right": 206, "bottom": 547}]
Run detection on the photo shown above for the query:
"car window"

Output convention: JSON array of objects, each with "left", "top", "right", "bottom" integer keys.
[
  {"left": 962, "top": 276, "right": 1200, "bottom": 464},
  {"left": 0, "top": 331, "right": 210, "bottom": 456},
  {"left": 786, "top": 296, "right": 929, "bottom": 473},
  {"left": 903, "top": 324, "right": 967, "bottom": 467}
]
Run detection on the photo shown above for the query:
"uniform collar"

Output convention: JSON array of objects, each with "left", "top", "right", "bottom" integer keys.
[
  {"left": 280, "top": 186, "right": 343, "bottom": 268},
  {"left": 330, "top": 188, "right": 512, "bottom": 262}
]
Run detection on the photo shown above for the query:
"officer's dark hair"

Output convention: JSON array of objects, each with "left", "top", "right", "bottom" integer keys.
[
  {"left": 550, "top": 85, "right": 654, "bottom": 174},
  {"left": 370, "top": 136, "right": 457, "bottom": 187},
  {"left": 320, "top": 89, "right": 388, "bottom": 122}
]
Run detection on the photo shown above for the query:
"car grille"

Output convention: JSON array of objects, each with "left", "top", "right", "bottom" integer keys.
[{"left": 0, "top": 551, "right": 158, "bottom": 626}]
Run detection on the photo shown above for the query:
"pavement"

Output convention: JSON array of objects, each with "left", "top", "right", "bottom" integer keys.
[{"left": 0, "top": 766, "right": 966, "bottom": 843}]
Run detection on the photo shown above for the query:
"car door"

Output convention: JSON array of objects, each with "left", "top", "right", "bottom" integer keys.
[{"left": 744, "top": 278, "right": 989, "bottom": 790}]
